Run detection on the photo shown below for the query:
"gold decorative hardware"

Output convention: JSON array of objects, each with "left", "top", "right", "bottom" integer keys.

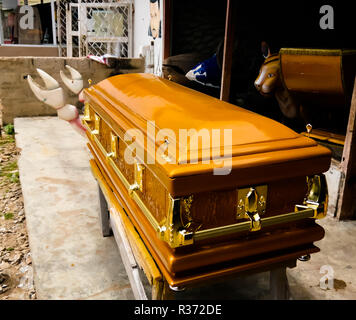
[
  {"left": 133, "top": 159, "right": 144, "bottom": 193},
  {"left": 195, "top": 207, "right": 314, "bottom": 241},
  {"left": 86, "top": 115, "right": 322, "bottom": 247},
  {"left": 129, "top": 161, "right": 144, "bottom": 195},
  {"left": 182, "top": 195, "right": 193, "bottom": 222},
  {"left": 88, "top": 79, "right": 93, "bottom": 91},
  {"left": 249, "top": 212, "right": 261, "bottom": 231},
  {"left": 107, "top": 155, "right": 161, "bottom": 234},
  {"left": 129, "top": 183, "right": 140, "bottom": 195},
  {"left": 236, "top": 185, "right": 267, "bottom": 232},
  {"left": 244, "top": 188, "right": 261, "bottom": 231},
  {"left": 107, "top": 132, "right": 118, "bottom": 159},
  {"left": 94, "top": 133, "right": 316, "bottom": 244},
  {"left": 245, "top": 188, "right": 258, "bottom": 213},
  {"left": 160, "top": 138, "right": 173, "bottom": 163},
  {"left": 237, "top": 198, "right": 244, "bottom": 211},
  {"left": 91, "top": 113, "right": 100, "bottom": 135},
  {"left": 236, "top": 185, "right": 267, "bottom": 220},
  {"left": 159, "top": 197, "right": 194, "bottom": 247},
  {"left": 82, "top": 119, "right": 117, "bottom": 160},
  {"left": 303, "top": 174, "right": 328, "bottom": 219},
  {"left": 83, "top": 102, "right": 91, "bottom": 121},
  {"left": 258, "top": 195, "right": 266, "bottom": 208},
  {"left": 306, "top": 124, "right": 312, "bottom": 137},
  {"left": 180, "top": 195, "right": 202, "bottom": 233}
]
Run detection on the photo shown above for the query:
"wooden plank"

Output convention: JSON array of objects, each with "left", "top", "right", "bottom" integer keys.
[
  {"left": 270, "top": 267, "right": 290, "bottom": 300},
  {"left": 115, "top": 206, "right": 162, "bottom": 286},
  {"left": 92, "top": 160, "right": 147, "bottom": 299},
  {"left": 163, "top": 0, "right": 172, "bottom": 60},
  {"left": 220, "top": 0, "right": 237, "bottom": 102},
  {"left": 98, "top": 184, "right": 112, "bottom": 237},
  {"left": 336, "top": 76, "right": 356, "bottom": 220},
  {"left": 90, "top": 159, "right": 162, "bottom": 299},
  {"left": 110, "top": 211, "right": 148, "bottom": 300},
  {"left": 151, "top": 279, "right": 164, "bottom": 300}
]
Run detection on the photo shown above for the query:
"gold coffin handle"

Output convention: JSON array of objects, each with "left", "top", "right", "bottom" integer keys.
[{"left": 244, "top": 188, "right": 261, "bottom": 232}]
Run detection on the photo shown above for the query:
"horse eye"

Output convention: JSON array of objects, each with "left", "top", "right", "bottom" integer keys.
[{"left": 268, "top": 73, "right": 274, "bottom": 78}]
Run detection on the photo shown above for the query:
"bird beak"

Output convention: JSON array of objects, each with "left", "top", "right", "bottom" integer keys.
[
  {"left": 60, "top": 65, "right": 84, "bottom": 95},
  {"left": 27, "top": 69, "right": 65, "bottom": 109}
]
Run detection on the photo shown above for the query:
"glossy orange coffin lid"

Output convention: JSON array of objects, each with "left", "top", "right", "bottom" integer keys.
[{"left": 84, "top": 73, "right": 331, "bottom": 196}]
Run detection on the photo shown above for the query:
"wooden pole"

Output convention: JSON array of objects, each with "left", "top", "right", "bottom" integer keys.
[
  {"left": 270, "top": 267, "right": 290, "bottom": 300},
  {"left": 336, "top": 76, "right": 356, "bottom": 220},
  {"left": 220, "top": 0, "right": 237, "bottom": 102},
  {"left": 163, "top": 0, "right": 172, "bottom": 60},
  {"left": 50, "top": 0, "right": 57, "bottom": 45}
]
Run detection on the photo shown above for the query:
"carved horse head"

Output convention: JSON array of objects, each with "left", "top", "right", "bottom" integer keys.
[{"left": 27, "top": 67, "right": 86, "bottom": 136}]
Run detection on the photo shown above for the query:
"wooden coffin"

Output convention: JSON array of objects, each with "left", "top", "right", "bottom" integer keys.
[
  {"left": 82, "top": 73, "right": 331, "bottom": 286},
  {"left": 280, "top": 48, "right": 356, "bottom": 108}
]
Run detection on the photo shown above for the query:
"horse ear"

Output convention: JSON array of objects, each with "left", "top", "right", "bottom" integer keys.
[{"left": 261, "top": 41, "right": 271, "bottom": 59}]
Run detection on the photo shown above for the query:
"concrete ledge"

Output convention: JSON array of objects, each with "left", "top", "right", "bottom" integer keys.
[
  {"left": 0, "top": 57, "right": 144, "bottom": 124},
  {"left": 0, "top": 45, "right": 59, "bottom": 57}
]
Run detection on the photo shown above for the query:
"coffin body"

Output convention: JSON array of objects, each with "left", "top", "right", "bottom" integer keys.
[{"left": 83, "top": 73, "right": 331, "bottom": 286}]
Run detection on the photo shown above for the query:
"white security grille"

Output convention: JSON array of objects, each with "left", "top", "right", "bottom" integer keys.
[{"left": 57, "top": 0, "right": 133, "bottom": 58}]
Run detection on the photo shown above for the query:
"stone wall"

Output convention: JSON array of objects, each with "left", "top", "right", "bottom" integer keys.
[{"left": 0, "top": 57, "right": 144, "bottom": 124}]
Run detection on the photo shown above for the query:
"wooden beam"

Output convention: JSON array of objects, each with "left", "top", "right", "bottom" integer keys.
[
  {"left": 163, "top": 0, "right": 172, "bottom": 60},
  {"left": 336, "top": 76, "right": 356, "bottom": 220},
  {"left": 220, "top": 0, "right": 237, "bottom": 102},
  {"left": 270, "top": 267, "right": 290, "bottom": 300}
]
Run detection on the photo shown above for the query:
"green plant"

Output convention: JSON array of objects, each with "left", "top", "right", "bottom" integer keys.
[
  {"left": 0, "top": 161, "right": 19, "bottom": 183},
  {"left": 1, "top": 161, "right": 18, "bottom": 172},
  {"left": 9, "top": 172, "right": 19, "bottom": 183},
  {"left": 4, "top": 212, "right": 14, "bottom": 220},
  {"left": 3, "top": 124, "right": 15, "bottom": 135},
  {"left": 0, "top": 137, "right": 15, "bottom": 145}
]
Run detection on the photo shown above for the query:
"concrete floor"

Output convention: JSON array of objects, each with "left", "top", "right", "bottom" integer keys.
[
  {"left": 14, "top": 116, "right": 356, "bottom": 300},
  {"left": 15, "top": 117, "right": 133, "bottom": 299}
]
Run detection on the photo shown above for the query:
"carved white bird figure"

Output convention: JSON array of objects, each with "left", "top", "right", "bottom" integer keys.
[{"left": 27, "top": 67, "right": 86, "bottom": 136}]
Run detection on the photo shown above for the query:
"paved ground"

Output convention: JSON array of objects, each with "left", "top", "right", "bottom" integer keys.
[
  {"left": 15, "top": 117, "right": 133, "bottom": 299},
  {"left": 14, "top": 116, "right": 356, "bottom": 300}
]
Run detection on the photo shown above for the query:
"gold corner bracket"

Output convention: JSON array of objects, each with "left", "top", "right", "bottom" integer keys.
[
  {"left": 158, "top": 196, "right": 194, "bottom": 248},
  {"left": 303, "top": 174, "right": 328, "bottom": 219}
]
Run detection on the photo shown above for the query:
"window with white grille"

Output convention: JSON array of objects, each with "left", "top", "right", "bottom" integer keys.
[{"left": 57, "top": 0, "right": 133, "bottom": 58}]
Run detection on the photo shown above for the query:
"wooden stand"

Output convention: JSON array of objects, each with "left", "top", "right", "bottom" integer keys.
[
  {"left": 98, "top": 185, "right": 294, "bottom": 300},
  {"left": 270, "top": 267, "right": 290, "bottom": 300},
  {"left": 336, "top": 76, "right": 356, "bottom": 220}
]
